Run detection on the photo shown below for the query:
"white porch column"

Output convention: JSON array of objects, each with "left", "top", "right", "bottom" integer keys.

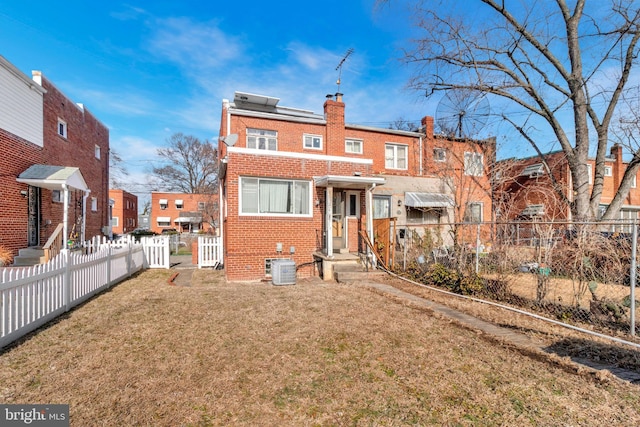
[
  {"left": 366, "top": 184, "right": 376, "bottom": 266},
  {"left": 325, "top": 186, "right": 333, "bottom": 256},
  {"left": 62, "top": 184, "right": 69, "bottom": 247},
  {"left": 81, "top": 190, "right": 90, "bottom": 242}
]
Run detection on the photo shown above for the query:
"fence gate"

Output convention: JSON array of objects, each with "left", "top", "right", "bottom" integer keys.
[
  {"left": 141, "top": 235, "right": 170, "bottom": 269},
  {"left": 198, "top": 236, "right": 223, "bottom": 268}
]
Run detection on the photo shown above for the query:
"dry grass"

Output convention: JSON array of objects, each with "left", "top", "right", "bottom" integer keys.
[{"left": 1, "top": 269, "right": 640, "bottom": 426}]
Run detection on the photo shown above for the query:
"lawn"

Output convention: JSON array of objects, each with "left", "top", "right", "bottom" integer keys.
[{"left": 0, "top": 269, "right": 639, "bottom": 426}]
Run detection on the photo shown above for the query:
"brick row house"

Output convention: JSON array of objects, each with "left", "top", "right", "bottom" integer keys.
[
  {"left": 0, "top": 55, "right": 110, "bottom": 263},
  {"left": 497, "top": 144, "right": 640, "bottom": 227},
  {"left": 217, "top": 91, "right": 494, "bottom": 281},
  {"left": 109, "top": 189, "right": 138, "bottom": 235},
  {"left": 149, "top": 192, "right": 216, "bottom": 234}
]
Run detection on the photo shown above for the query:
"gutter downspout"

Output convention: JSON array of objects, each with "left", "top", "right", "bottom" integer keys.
[
  {"left": 82, "top": 190, "right": 90, "bottom": 243},
  {"left": 419, "top": 135, "right": 423, "bottom": 176}
]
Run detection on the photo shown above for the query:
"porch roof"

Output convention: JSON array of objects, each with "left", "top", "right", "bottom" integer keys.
[
  {"left": 314, "top": 175, "right": 385, "bottom": 189},
  {"left": 17, "top": 164, "right": 89, "bottom": 192},
  {"left": 404, "top": 192, "right": 454, "bottom": 208}
]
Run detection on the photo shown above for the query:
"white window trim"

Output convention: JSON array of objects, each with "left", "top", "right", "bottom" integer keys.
[
  {"left": 385, "top": 143, "right": 408, "bottom": 170},
  {"left": 345, "top": 138, "right": 363, "bottom": 154},
  {"left": 434, "top": 148, "right": 446, "bottom": 162},
  {"left": 57, "top": 118, "right": 67, "bottom": 139},
  {"left": 247, "top": 128, "right": 278, "bottom": 151},
  {"left": 587, "top": 164, "right": 593, "bottom": 185},
  {"left": 464, "top": 152, "right": 484, "bottom": 176},
  {"left": 239, "top": 176, "right": 313, "bottom": 218},
  {"left": 465, "top": 202, "right": 483, "bottom": 223},
  {"left": 95, "top": 145, "right": 101, "bottom": 159},
  {"left": 112, "top": 216, "right": 119, "bottom": 227},
  {"left": 604, "top": 165, "right": 612, "bottom": 177},
  {"left": 91, "top": 197, "right": 97, "bottom": 212},
  {"left": 345, "top": 191, "right": 360, "bottom": 217},
  {"left": 303, "top": 134, "right": 323, "bottom": 150},
  {"left": 632, "top": 175, "right": 637, "bottom": 189}
]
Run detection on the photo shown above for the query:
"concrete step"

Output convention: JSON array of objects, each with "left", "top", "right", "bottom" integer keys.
[
  {"left": 13, "top": 248, "right": 46, "bottom": 266},
  {"left": 334, "top": 269, "right": 388, "bottom": 283}
]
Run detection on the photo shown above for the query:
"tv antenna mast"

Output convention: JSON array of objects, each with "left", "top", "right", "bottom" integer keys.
[{"left": 335, "top": 48, "right": 354, "bottom": 92}]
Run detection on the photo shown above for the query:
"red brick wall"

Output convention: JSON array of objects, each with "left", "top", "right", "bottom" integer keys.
[
  {"left": 150, "top": 192, "right": 216, "bottom": 234},
  {"left": 0, "top": 128, "right": 42, "bottom": 255},
  {"left": 40, "top": 76, "right": 110, "bottom": 240},
  {"left": 109, "top": 189, "right": 138, "bottom": 234}
]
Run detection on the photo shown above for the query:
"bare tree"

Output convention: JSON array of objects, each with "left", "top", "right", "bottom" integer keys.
[
  {"left": 109, "top": 149, "right": 129, "bottom": 189},
  {"left": 152, "top": 133, "right": 218, "bottom": 194},
  {"left": 395, "top": 0, "right": 640, "bottom": 221}
]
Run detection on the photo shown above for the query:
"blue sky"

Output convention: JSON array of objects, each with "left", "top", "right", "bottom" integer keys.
[{"left": 1, "top": 0, "right": 449, "bottom": 200}]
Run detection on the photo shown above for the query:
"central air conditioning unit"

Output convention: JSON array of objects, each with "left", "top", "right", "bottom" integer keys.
[{"left": 271, "top": 259, "right": 296, "bottom": 285}]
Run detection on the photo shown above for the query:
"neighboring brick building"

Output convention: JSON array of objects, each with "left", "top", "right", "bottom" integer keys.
[
  {"left": 0, "top": 55, "right": 110, "bottom": 259},
  {"left": 150, "top": 192, "right": 216, "bottom": 234},
  {"left": 496, "top": 144, "right": 640, "bottom": 225},
  {"left": 109, "top": 189, "right": 138, "bottom": 235},
  {"left": 218, "top": 91, "right": 493, "bottom": 281}
]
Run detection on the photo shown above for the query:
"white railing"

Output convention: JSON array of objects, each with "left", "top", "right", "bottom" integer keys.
[
  {"left": 0, "top": 237, "right": 145, "bottom": 349},
  {"left": 198, "top": 236, "right": 223, "bottom": 268}
]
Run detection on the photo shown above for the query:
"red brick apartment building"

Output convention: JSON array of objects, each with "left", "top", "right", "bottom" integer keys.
[
  {"left": 109, "top": 189, "right": 138, "bottom": 235},
  {"left": 150, "top": 192, "right": 216, "bottom": 234},
  {"left": 218, "top": 91, "right": 494, "bottom": 281},
  {"left": 0, "top": 55, "right": 110, "bottom": 261},
  {"left": 497, "top": 144, "right": 640, "bottom": 223}
]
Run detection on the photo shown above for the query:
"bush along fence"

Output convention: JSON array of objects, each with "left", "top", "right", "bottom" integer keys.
[
  {"left": 0, "top": 235, "right": 169, "bottom": 349},
  {"left": 386, "top": 219, "right": 639, "bottom": 341}
]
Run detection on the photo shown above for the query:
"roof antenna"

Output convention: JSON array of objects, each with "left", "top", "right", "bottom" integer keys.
[{"left": 335, "top": 48, "right": 354, "bottom": 93}]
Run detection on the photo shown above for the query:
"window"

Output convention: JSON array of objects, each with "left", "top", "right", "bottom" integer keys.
[
  {"left": 464, "top": 202, "right": 483, "bottom": 223},
  {"left": 95, "top": 145, "right": 101, "bottom": 159},
  {"left": 112, "top": 217, "right": 119, "bottom": 227},
  {"left": 346, "top": 191, "right": 360, "bottom": 217},
  {"left": 52, "top": 190, "right": 63, "bottom": 203},
  {"left": 345, "top": 138, "right": 363, "bottom": 154},
  {"left": 434, "top": 148, "right": 446, "bottom": 162},
  {"left": 247, "top": 128, "right": 277, "bottom": 151},
  {"left": 91, "top": 197, "right": 97, "bottom": 212},
  {"left": 373, "top": 196, "right": 391, "bottom": 219},
  {"left": 57, "top": 118, "right": 67, "bottom": 138},
  {"left": 159, "top": 199, "right": 168, "bottom": 210},
  {"left": 198, "top": 202, "right": 206, "bottom": 211},
  {"left": 587, "top": 164, "right": 593, "bottom": 184},
  {"left": 240, "top": 177, "right": 311, "bottom": 216},
  {"left": 385, "top": 143, "right": 408, "bottom": 170},
  {"left": 175, "top": 199, "right": 184, "bottom": 209},
  {"left": 303, "top": 134, "right": 322, "bottom": 150},
  {"left": 604, "top": 166, "right": 612, "bottom": 177},
  {"left": 407, "top": 208, "right": 442, "bottom": 224},
  {"left": 633, "top": 175, "right": 637, "bottom": 189},
  {"left": 464, "top": 152, "right": 483, "bottom": 176}
]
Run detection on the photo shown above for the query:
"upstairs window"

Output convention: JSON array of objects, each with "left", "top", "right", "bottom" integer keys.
[
  {"left": 385, "top": 143, "right": 408, "bottom": 170},
  {"left": 95, "top": 145, "right": 101, "bottom": 159},
  {"left": 604, "top": 166, "right": 612, "bottom": 177},
  {"left": 303, "top": 134, "right": 323, "bottom": 150},
  {"left": 247, "top": 128, "right": 277, "bottom": 151},
  {"left": 464, "top": 152, "right": 483, "bottom": 176},
  {"left": 434, "top": 148, "right": 446, "bottom": 162},
  {"left": 175, "top": 199, "right": 184, "bottom": 209},
  {"left": 57, "top": 119, "right": 67, "bottom": 139},
  {"left": 91, "top": 197, "right": 97, "bottom": 212},
  {"left": 345, "top": 138, "right": 363, "bottom": 154},
  {"left": 159, "top": 199, "right": 168, "bottom": 210},
  {"left": 198, "top": 202, "right": 206, "bottom": 211}
]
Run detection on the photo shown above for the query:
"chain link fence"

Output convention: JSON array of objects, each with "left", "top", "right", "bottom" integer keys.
[{"left": 389, "top": 220, "right": 639, "bottom": 339}]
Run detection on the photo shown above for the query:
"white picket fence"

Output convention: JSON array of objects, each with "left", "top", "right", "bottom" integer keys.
[
  {"left": 0, "top": 235, "right": 170, "bottom": 349},
  {"left": 198, "top": 236, "right": 223, "bottom": 268}
]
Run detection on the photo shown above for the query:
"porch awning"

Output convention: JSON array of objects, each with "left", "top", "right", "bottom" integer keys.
[
  {"left": 17, "top": 164, "right": 88, "bottom": 192},
  {"left": 404, "top": 192, "right": 454, "bottom": 208},
  {"left": 174, "top": 212, "right": 202, "bottom": 224},
  {"left": 314, "top": 175, "right": 385, "bottom": 189},
  {"left": 520, "top": 163, "right": 545, "bottom": 177},
  {"left": 520, "top": 204, "right": 545, "bottom": 216}
]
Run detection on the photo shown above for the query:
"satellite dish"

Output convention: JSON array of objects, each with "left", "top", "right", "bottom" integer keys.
[
  {"left": 435, "top": 89, "right": 490, "bottom": 138},
  {"left": 220, "top": 134, "right": 238, "bottom": 147}
]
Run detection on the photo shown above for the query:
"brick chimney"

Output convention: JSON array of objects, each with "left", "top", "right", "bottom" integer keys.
[
  {"left": 421, "top": 116, "right": 434, "bottom": 138},
  {"left": 324, "top": 93, "right": 345, "bottom": 156}
]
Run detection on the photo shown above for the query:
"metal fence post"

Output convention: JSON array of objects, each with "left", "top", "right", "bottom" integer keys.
[
  {"left": 631, "top": 221, "right": 637, "bottom": 336},
  {"left": 475, "top": 223, "right": 480, "bottom": 274}
]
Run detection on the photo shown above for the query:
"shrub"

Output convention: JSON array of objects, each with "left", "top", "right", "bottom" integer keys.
[{"left": 0, "top": 245, "right": 13, "bottom": 266}]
